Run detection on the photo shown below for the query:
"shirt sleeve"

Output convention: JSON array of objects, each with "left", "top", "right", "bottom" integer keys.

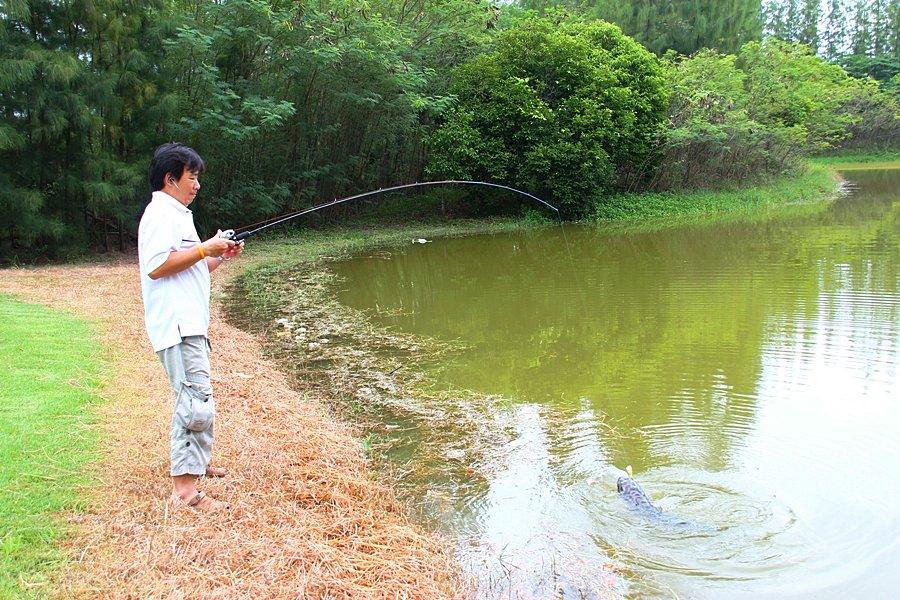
[{"left": 138, "top": 203, "right": 182, "bottom": 276}]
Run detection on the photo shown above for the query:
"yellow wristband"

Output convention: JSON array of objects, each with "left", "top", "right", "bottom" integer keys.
[{"left": 196, "top": 243, "right": 205, "bottom": 259}]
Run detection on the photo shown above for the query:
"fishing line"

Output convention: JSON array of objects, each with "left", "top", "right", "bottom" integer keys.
[
  {"left": 220, "top": 180, "right": 560, "bottom": 242},
  {"left": 221, "top": 178, "right": 582, "bottom": 312}
]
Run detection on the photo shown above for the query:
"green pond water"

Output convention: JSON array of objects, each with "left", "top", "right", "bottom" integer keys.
[{"left": 324, "top": 169, "right": 900, "bottom": 599}]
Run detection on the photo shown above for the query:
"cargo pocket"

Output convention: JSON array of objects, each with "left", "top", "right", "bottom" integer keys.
[{"left": 177, "top": 380, "right": 215, "bottom": 432}]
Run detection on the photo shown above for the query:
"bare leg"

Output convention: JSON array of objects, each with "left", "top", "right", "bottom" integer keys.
[
  {"left": 170, "top": 474, "right": 227, "bottom": 513},
  {"left": 172, "top": 473, "right": 199, "bottom": 501}
]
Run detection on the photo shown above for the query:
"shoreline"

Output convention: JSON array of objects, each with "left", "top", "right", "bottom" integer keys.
[{"left": 0, "top": 157, "right": 878, "bottom": 596}]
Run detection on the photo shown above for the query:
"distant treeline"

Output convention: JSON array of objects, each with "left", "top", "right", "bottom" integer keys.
[{"left": 1, "top": 0, "right": 897, "bottom": 259}]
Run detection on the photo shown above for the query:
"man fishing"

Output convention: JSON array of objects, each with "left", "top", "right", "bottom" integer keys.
[{"left": 138, "top": 142, "right": 242, "bottom": 513}]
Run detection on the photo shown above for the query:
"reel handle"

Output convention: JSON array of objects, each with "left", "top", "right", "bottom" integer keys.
[{"left": 219, "top": 229, "right": 250, "bottom": 243}]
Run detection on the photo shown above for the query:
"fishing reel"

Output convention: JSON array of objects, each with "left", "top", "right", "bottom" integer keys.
[
  {"left": 216, "top": 230, "right": 248, "bottom": 262},
  {"left": 219, "top": 229, "right": 250, "bottom": 243}
]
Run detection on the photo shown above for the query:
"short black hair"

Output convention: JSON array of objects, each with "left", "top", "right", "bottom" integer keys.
[{"left": 148, "top": 142, "right": 206, "bottom": 191}]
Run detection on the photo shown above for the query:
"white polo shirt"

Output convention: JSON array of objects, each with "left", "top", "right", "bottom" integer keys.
[{"left": 138, "top": 191, "right": 211, "bottom": 352}]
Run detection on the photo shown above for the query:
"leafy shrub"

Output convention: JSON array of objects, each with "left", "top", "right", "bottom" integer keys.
[{"left": 426, "top": 17, "right": 668, "bottom": 217}]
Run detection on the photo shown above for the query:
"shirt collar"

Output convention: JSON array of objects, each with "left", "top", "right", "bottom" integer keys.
[{"left": 152, "top": 190, "right": 191, "bottom": 214}]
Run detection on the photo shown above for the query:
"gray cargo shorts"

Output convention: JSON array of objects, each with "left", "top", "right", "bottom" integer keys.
[{"left": 156, "top": 335, "right": 215, "bottom": 477}]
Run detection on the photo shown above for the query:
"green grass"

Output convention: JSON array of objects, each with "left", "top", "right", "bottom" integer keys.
[
  {"left": 591, "top": 162, "right": 840, "bottom": 223},
  {"left": 810, "top": 150, "right": 900, "bottom": 171},
  {"left": 0, "top": 295, "right": 104, "bottom": 598},
  {"left": 811, "top": 149, "right": 900, "bottom": 165}
]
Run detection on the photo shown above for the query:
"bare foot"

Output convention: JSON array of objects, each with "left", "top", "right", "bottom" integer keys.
[
  {"left": 204, "top": 465, "right": 228, "bottom": 478},
  {"left": 169, "top": 491, "right": 228, "bottom": 514}
]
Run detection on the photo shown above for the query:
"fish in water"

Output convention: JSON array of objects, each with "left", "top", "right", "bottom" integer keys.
[
  {"left": 615, "top": 466, "right": 706, "bottom": 530},
  {"left": 616, "top": 465, "right": 661, "bottom": 516}
]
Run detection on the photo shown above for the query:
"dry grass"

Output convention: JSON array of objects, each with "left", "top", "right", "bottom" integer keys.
[{"left": 0, "top": 256, "right": 466, "bottom": 599}]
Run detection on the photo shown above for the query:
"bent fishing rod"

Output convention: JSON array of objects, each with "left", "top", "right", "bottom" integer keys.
[{"left": 220, "top": 180, "right": 559, "bottom": 242}]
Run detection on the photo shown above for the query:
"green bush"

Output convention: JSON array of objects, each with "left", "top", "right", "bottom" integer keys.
[{"left": 426, "top": 17, "right": 668, "bottom": 218}]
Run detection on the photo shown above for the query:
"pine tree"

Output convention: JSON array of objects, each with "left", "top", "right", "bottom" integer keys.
[
  {"left": 843, "top": 0, "right": 900, "bottom": 80},
  {"left": 0, "top": 0, "right": 172, "bottom": 254},
  {"left": 1, "top": 1, "right": 89, "bottom": 249},
  {"left": 889, "top": 0, "right": 900, "bottom": 59},
  {"left": 798, "top": 0, "right": 821, "bottom": 50},
  {"left": 850, "top": 1, "right": 873, "bottom": 56},
  {"left": 785, "top": 0, "right": 800, "bottom": 40},
  {"left": 764, "top": 0, "right": 788, "bottom": 39},
  {"left": 871, "top": 0, "right": 888, "bottom": 56},
  {"left": 595, "top": 0, "right": 763, "bottom": 55},
  {"left": 822, "top": 0, "right": 848, "bottom": 60},
  {"left": 76, "top": 0, "right": 176, "bottom": 236}
]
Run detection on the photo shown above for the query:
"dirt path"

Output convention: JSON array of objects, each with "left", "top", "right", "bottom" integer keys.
[{"left": 0, "top": 257, "right": 464, "bottom": 599}]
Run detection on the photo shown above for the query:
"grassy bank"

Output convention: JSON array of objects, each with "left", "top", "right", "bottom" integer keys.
[
  {"left": 0, "top": 296, "right": 103, "bottom": 598},
  {"left": 591, "top": 162, "right": 840, "bottom": 222},
  {"left": 810, "top": 150, "right": 900, "bottom": 171},
  {"left": 811, "top": 149, "right": 900, "bottom": 164}
]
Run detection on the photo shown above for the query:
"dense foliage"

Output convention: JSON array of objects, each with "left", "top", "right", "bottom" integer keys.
[
  {"left": 0, "top": 0, "right": 493, "bottom": 257},
  {"left": 162, "top": 0, "right": 493, "bottom": 231},
  {"left": 1, "top": 0, "right": 898, "bottom": 259},
  {"left": 426, "top": 18, "right": 668, "bottom": 216},
  {"left": 760, "top": 1, "right": 900, "bottom": 151},
  {"left": 0, "top": 0, "right": 174, "bottom": 255},
  {"left": 656, "top": 40, "right": 872, "bottom": 190}
]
